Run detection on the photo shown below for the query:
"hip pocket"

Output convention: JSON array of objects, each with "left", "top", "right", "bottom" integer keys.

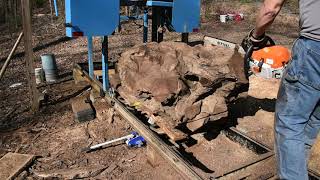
[{"left": 276, "top": 73, "right": 301, "bottom": 116}]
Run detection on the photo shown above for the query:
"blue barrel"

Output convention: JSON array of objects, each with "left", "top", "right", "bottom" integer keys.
[{"left": 41, "top": 54, "right": 58, "bottom": 82}]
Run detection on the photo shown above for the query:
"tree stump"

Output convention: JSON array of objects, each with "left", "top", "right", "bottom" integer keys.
[{"left": 115, "top": 42, "right": 240, "bottom": 134}]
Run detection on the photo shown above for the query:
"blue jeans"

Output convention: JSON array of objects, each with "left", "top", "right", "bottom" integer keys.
[{"left": 275, "top": 37, "right": 320, "bottom": 180}]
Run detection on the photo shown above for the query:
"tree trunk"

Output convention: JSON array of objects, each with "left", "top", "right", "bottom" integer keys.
[
  {"left": 14, "top": 0, "right": 18, "bottom": 29},
  {"left": 49, "top": 0, "right": 53, "bottom": 23},
  {"left": 4, "top": 0, "right": 8, "bottom": 26}
]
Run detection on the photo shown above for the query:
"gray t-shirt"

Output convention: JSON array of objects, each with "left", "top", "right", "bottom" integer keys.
[{"left": 299, "top": 0, "right": 320, "bottom": 41}]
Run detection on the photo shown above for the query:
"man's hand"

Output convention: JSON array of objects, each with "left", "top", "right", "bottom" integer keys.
[
  {"left": 254, "top": 0, "right": 285, "bottom": 37},
  {"left": 241, "top": 0, "right": 284, "bottom": 79},
  {"left": 241, "top": 29, "right": 270, "bottom": 52}
]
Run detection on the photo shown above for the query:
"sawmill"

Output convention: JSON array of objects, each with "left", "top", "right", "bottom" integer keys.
[{"left": 0, "top": 0, "right": 319, "bottom": 179}]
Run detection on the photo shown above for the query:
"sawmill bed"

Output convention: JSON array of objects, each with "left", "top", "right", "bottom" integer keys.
[{"left": 73, "top": 62, "right": 282, "bottom": 179}]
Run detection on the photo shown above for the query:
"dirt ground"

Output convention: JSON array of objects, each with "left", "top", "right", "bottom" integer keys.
[{"left": 0, "top": 1, "right": 299, "bottom": 179}]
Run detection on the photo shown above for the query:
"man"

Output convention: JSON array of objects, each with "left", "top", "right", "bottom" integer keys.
[{"left": 243, "top": 0, "right": 320, "bottom": 179}]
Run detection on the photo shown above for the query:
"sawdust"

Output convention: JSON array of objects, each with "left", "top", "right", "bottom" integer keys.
[
  {"left": 248, "top": 75, "right": 280, "bottom": 99},
  {"left": 186, "top": 134, "right": 260, "bottom": 178},
  {"left": 236, "top": 110, "right": 275, "bottom": 148}
]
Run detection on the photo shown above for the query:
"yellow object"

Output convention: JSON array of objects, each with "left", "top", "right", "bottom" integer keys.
[{"left": 132, "top": 101, "right": 142, "bottom": 108}]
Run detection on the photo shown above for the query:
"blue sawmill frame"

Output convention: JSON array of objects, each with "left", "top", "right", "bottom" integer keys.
[{"left": 61, "top": 0, "right": 201, "bottom": 93}]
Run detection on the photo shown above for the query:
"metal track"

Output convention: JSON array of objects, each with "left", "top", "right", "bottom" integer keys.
[
  {"left": 309, "top": 169, "right": 320, "bottom": 180},
  {"left": 224, "top": 127, "right": 272, "bottom": 154},
  {"left": 73, "top": 63, "right": 319, "bottom": 180},
  {"left": 215, "top": 127, "right": 274, "bottom": 179}
]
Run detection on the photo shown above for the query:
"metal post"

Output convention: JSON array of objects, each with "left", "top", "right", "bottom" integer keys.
[
  {"left": 102, "top": 36, "right": 109, "bottom": 91},
  {"left": 181, "top": 33, "right": 189, "bottom": 43},
  {"left": 118, "top": 7, "right": 122, "bottom": 33},
  {"left": 151, "top": 7, "right": 158, "bottom": 42},
  {"left": 158, "top": 8, "right": 164, "bottom": 43},
  {"left": 143, "top": 8, "right": 148, "bottom": 43},
  {"left": 53, "top": 0, "right": 58, "bottom": 16},
  {"left": 87, "top": 36, "right": 94, "bottom": 78}
]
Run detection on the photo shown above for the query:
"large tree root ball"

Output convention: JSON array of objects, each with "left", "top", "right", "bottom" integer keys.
[{"left": 114, "top": 42, "right": 241, "bottom": 133}]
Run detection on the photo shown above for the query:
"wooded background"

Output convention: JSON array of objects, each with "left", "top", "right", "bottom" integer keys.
[
  {"left": 0, "top": 0, "right": 299, "bottom": 34},
  {"left": 0, "top": 0, "right": 50, "bottom": 31}
]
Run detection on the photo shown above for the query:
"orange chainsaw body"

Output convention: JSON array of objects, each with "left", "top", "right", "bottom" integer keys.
[{"left": 250, "top": 45, "right": 291, "bottom": 79}]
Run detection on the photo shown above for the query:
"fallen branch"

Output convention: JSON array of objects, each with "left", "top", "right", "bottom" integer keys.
[{"left": 0, "top": 32, "right": 23, "bottom": 80}]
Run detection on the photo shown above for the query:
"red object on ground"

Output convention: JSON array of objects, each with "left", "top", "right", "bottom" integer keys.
[{"left": 235, "top": 14, "right": 242, "bottom": 22}]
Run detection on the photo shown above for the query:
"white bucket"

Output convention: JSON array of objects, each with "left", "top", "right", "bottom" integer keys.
[
  {"left": 220, "top": 15, "right": 227, "bottom": 23},
  {"left": 41, "top": 54, "right": 58, "bottom": 82},
  {"left": 239, "top": 13, "right": 244, "bottom": 19},
  {"left": 35, "top": 68, "right": 45, "bottom": 84}
]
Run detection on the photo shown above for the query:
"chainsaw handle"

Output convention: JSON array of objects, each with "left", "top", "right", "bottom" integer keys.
[
  {"left": 267, "top": 36, "right": 275, "bottom": 46},
  {"left": 244, "top": 45, "right": 254, "bottom": 79},
  {"left": 243, "top": 36, "right": 275, "bottom": 79},
  {"left": 244, "top": 36, "right": 275, "bottom": 60}
]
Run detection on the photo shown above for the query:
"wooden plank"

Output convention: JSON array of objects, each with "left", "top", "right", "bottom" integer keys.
[
  {"left": 73, "top": 68, "right": 87, "bottom": 84},
  {"left": 0, "top": 153, "right": 35, "bottom": 180},
  {"left": 21, "top": 0, "right": 39, "bottom": 112},
  {"left": 94, "top": 69, "right": 115, "bottom": 77},
  {"left": 73, "top": 65, "right": 104, "bottom": 96}
]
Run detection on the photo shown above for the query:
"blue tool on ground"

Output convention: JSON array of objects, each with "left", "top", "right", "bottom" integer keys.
[
  {"left": 126, "top": 135, "right": 146, "bottom": 148},
  {"left": 82, "top": 131, "right": 146, "bottom": 152}
]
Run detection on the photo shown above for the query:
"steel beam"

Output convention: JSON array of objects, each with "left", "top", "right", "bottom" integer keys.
[
  {"left": 102, "top": 36, "right": 109, "bottom": 91},
  {"left": 87, "top": 36, "right": 94, "bottom": 78},
  {"left": 146, "top": 1, "right": 173, "bottom": 7}
]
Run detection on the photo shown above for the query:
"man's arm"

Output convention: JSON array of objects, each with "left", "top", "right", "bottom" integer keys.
[{"left": 253, "top": 0, "right": 285, "bottom": 38}]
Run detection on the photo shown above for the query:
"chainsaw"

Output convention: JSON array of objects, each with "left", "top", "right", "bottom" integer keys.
[
  {"left": 203, "top": 36, "right": 291, "bottom": 80},
  {"left": 242, "top": 36, "right": 291, "bottom": 79}
]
